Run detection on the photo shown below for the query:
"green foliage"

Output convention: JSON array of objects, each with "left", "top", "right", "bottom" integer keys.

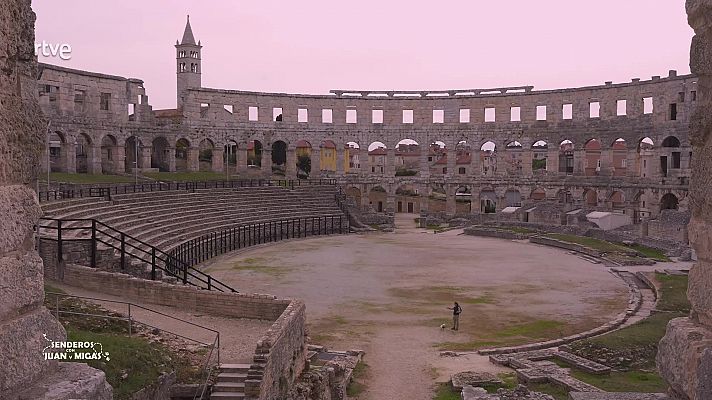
[
  {"left": 433, "top": 383, "right": 460, "bottom": 400},
  {"left": 571, "top": 370, "right": 667, "bottom": 393},
  {"left": 347, "top": 360, "right": 369, "bottom": 398},
  {"left": 527, "top": 383, "right": 568, "bottom": 400},
  {"left": 198, "top": 148, "right": 212, "bottom": 162},
  {"left": 297, "top": 154, "right": 311, "bottom": 177},
  {"left": 532, "top": 158, "right": 547, "bottom": 170},
  {"left": 44, "top": 173, "right": 136, "bottom": 184},
  {"left": 655, "top": 273, "right": 691, "bottom": 312}
]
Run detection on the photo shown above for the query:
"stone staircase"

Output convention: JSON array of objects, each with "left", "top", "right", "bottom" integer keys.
[{"left": 210, "top": 363, "right": 250, "bottom": 399}]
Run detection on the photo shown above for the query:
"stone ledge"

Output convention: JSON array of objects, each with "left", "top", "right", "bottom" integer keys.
[{"left": 7, "top": 362, "right": 112, "bottom": 400}]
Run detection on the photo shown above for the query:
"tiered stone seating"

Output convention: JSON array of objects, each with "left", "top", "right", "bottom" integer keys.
[{"left": 41, "top": 185, "right": 345, "bottom": 261}]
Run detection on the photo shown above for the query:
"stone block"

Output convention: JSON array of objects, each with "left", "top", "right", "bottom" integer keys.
[
  {"left": 0, "top": 185, "right": 42, "bottom": 254},
  {"left": 656, "top": 317, "right": 712, "bottom": 400},
  {"left": 0, "top": 308, "right": 66, "bottom": 392},
  {"left": 7, "top": 362, "right": 112, "bottom": 400},
  {"left": 0, "top": 251, "right": 44, "bottom": 321}
]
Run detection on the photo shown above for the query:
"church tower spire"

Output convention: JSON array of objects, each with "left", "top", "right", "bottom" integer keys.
[{"left": 175, "top": 15, "right": 202, "bottom": 108}]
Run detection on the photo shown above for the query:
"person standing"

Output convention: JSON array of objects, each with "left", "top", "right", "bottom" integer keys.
[{"left": 448, "top": 302, "right": 462, "bottom": 331}]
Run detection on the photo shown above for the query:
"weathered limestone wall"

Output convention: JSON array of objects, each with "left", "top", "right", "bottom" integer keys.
[
  {"left": 0, "top": 0, "right": 66, "bottom": 393},
  {"left": 656, "top": 1, "right": 712, "bottom": 399},
  {"left": 63, "top": 264, "right": 290, "bottom": 320},
  {"left": 245, "top": 300, "right": 307, "bottom": 400}
]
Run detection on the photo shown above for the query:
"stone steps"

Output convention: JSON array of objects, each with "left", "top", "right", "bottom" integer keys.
[{"left": 210, "top": 364, "right": 251, "bottom": 400}]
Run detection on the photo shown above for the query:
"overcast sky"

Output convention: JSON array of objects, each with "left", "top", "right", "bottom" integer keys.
[{"left": 34, "top": 1, "right": 693, "bottom": 110}]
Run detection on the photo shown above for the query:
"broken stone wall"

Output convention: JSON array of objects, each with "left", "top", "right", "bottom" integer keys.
[{"left": 656, "top": 1, "right": 712, "bottom": 399}]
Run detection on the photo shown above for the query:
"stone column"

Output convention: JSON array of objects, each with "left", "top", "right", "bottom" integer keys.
[
  {"left": 61, "top": 142, "right": 76, "bottom": 173},
  {"left": 140, "top": 146, "right": 152, "bottom": 171},
  {"left": 657, "top": 2, "right": 712, "bottom": 398},
  {"left": 386, "top": 148, "right": 396, "bottom": 177},
  {"left": 212, "top": 148, "right": 224, "bottom": 173},
  {"left": 445, "top": 189, "right": 457, "bottom": 215},
  {"left": 599, "top": 149, "right": 613, "bottom": 176},
  {"left": 522, "top": 149, "right": 533, "bottom": 176},
  {"left": 237, "top": 146, "right": 248, "bottom": 175},
  {"left": 546, "top": 149, "right": 559, "bottom": 174},
  {"left": 385, "top": 193, "right": 396, "bottom": 213},
  {"left": 0, "top": 0, "right": 110, "bottom": 396},
  {"left": 286, "top": 148, "right": 297, "bottom": 178},
  {"left": 86, "top": 145, "right": 102, "bottom": 174},
  {"left": 311, "top": 148, "right": 321, "bottom": 177},
  {"left": 114, "top": 145, "right": 125, "bottom": 173},
  {"left": 261, "top": 148, "right": 271, "bottom": 177},
  {"left": 626, "top": 149, "right": 638, "bottom": 177},
  {"left": 446, "top": 147, "right": 456, "bottom": 177},
  {"left": 573, "top": 149, "right": 585, "bottom": 175},
  {"left": 166, "top": 148, "right": 176, "bottom": 172},
  {"left": 420, "top": 144, "right": 430, "bottom": 178},
  {"left": 470, "top": 149, "right": 481, "bottom": 177},
  {"left": 186, "top": 146, "right": 199, "bottom": 172},
  {"left": 336, "top": 146, "right": 345, "bottom": 176}
]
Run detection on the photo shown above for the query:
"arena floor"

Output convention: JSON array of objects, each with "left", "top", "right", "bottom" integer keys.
[{"left": 205, "top": 214, "right": 629, "bottom": 400}]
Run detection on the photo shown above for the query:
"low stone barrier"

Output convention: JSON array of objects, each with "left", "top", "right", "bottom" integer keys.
[
  {"left": 529, "top": 236, "right": 602, "bottom": 258},
  {"left": 463, "top": 227, "right": 528, "bottom": 240}
]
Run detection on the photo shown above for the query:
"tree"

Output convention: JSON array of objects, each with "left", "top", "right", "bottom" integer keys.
[{"left": 297, "top": 154, "right": 311, "bottom": 178}]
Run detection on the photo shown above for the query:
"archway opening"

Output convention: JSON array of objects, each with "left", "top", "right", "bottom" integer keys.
[
  {"left": 368, "top": 142, "right": 387, "bottom": 175},
  {"left": 175, "top": 138, "right": 190, "bottom": 171},
  {"left": 661, "top": 136, "right": 681, "bottom": 176},
  {"left": 75, "top": 133, "right": 91, "bottom": 173},
  {"left": 395, "top": 184, "right": 419, "bottom": 213},
  {"left": 612, "top": 138, "right": 627, "bottom": 176},
  {"left": 101, "top": 135, "right": 118, "bottom": 174},
  {"left": 395, "top": 139, "right": 420, "bottom": 176},
  {"left": 125, "top": 136, "right": 143, "bottom": 172},
  {"left": 559, "top": 139, "right": 574, "bottom": 174},
  {"left": 320, "top": 140, "right": 337, "bottom": 173},
  {"left": 199, "top": 139, "right": 215, "bottom": 172},
  {"left": 504, "top": 141, "right": 523, "bottom": 175},
  {"left": 532, "top": 140, "right": 548, "bottom": 171},
  {"left": 505, "top": 188, "right": 522, "bottom": 207},
  {"left": 609, "top": 191, "right": 625, "bottom": 210},
  {"left": 531, "top": 187, "right": 546, "bottom": 201},
  {"left": 480, "top": 141, "right": 496, "bottom": 176},
  {"left": 660, "top": 193, "right": 679, "bottom": 210},
  {"left": 480, "top": 188, "right": 497, "bottom": 213},
  {"left": 296, "top": 140, "right": 312, "bottom": 179},
  {"left": 151, "top": 137, "right": 169, "bottom": 171},
  {"left": 455, "top": 186, "right": 472, "bottom": 214},
  {"left": 584, "top": 189, "right": 598, "bottom": 207},
  {"left": 346, "top": 142, "right": 361, "bottom": 173},
  {"left": 271, "top": 140, "right": 287, "bottom": 176},
  {"left": 584, "top": 139, "right": 601, "bottom": 176},
  {"left": 368, "top": 185, "right": 387, "bottom": 213},
  {"left": 247, "top": 140, "right": 263, "bottom": 168}
]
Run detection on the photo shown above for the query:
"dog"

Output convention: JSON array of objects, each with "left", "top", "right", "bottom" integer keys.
[{"left": 440, "top": 324, "right": 447, "bottom": 330}]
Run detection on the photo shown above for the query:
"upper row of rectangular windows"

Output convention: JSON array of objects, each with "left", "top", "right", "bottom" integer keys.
[{"left": 215, "top": 94, "right": 695, "bottom": 123}]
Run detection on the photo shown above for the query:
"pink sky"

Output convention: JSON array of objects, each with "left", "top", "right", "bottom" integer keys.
[{"left": 34, "top": 0, "right": 693, "bottom": 110}]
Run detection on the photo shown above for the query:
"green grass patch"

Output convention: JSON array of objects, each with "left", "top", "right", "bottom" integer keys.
[
  {"left": 629, "top": 244, "right": 670, "bottom": 262},
  {"left": 44, "top": 172, "right": 136, "bottom": 184},
  {"left": 571, "top": 370, "right": 667, "bottom": 393},
  {"left": 498, "top": 319, "right": 565, "bottom": 338},
  {"left": 433, "top": 382, "right": 460, "bottom": 400},
  {"left": 544, "top": 233, "right": 627, "bottom": 253},
  {"left": 346, "top": 360, "right": 369, "bottom": 398},
  {"left": 231, "top": 257, "right": 292, "bottom": 277},
  {"left": 655, "top": 273, "right": 690, "bottom": 313},
  {"left": 435, "top": 319, "right": 566, "bottom": 351},
  {"left": 460, "top": 294, "right": 496, "bottom": 305},
  {"left": 143, "top": 171, "right": 230, "bottom": 182}
]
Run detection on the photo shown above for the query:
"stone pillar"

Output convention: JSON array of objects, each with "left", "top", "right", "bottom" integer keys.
[
  {"left": 657, "top": 2, "right": 712, "bottom": 398},
  {"left": 336, "top": 146, "right": 345, "bottom": 176},
  {"left": 140, "top": 146, "right": 152, "bottom": 171},
  {"left": 86, "top": 145, "right": 102, "bottom": 174},
  {"left": 446, "top": 147, "right": 456, "bottom": 177},
  {"left": 626, "top": 149, "right": 638, "bottom": 177},
  {"left": 311, "top": 148, "right": 321, "bottom": 177},
  {"left": 237, "top": 146, "right": 248, "bottom": 175},
  {"left": 599, "top": 149, "right": 613, "bottom": 176},
  {"left": 166, "top": 148, "right": 176, "bottom": 172},
  {"left": 40, "top": 145, "right": 49, "bottom": 173},
  {"left": 470, "top": 149, "right": 481, "bottom": 177},
  {"left": 546, "top": 149, "right": 559, "bottom": 174},
  {"left": 386, "top": 148, "right": 396, "bottom": 177},
  {"left": 212, "top": 148, "right": 224, "bottom": 173},
  {"left": 186, "top": 146, "right": 199, "bottom": 172},
  {"left": 445, "top": 189, "right": 457, "bottom": 215},
  {"left": 573, "top": 149, "right": 585, "bottom": 175},
  {"left": 522, "top": 149, "right": 533, "bottom": 176},
  {"left": 114, "top": 145, "right": 125, "bottom": 173},
  {"left": 61, "top": 142, "right": 76, "bottom": 173},
  {"left": 286, "top": 148, "right": 297, "bottom": 178},
  {"left": 261, "top": 148, "right": 271, "bottom": 177},
  {"left": 0, "top": 0, "right": 110, "bottom": 396},
  {"left": 420, "top": 144, "right": 430, "bottom": 178},
  {"left": 385, "top": 193, "right": 396, "bottom": 213}
]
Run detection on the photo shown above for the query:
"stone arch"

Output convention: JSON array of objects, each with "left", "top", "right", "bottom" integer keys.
[
  {"left": 583, "top": 188, "right": 598, "bottom": 207},
  {"left": 660, "top": 193, "right": 679, "bottom": 210},
  {"left": 556, "top": 188, "right": 573, "bottom": 204},
  {"left": 125, "top": 135, "right": 144, "bottom": 172},
  {"left": 395, "top": 139, "right": 420, "bottom": 176},
  {"left": 504, "top": 188, "right": 522, "bottom": 207},
  {"left": 455, "top": 185, "right": 473, "bottom": 214},
  {"left": 345, "top": 185, "right": 362, "bottom": 208},
  {"left": 345, "top": 141, "right": 361, "bottom": 173},
  {"left": 479, "top": 187, "right": 497, "bottom": 213},
  {"left": 637, "top": 137, "right": 655, "bottom": 178},
  {"left": 368, "top": 185, "right": 388, "bottom": 213},
  {"left": 100, "top": 134, "right": 118, "bottom": 174},
  {"left": 151, "top": 136, "right": 170, "bottom": 171},
  {"left": 224, "top": 139, "right": 238, "bottom": 176},
  {"left": 661, "top": 136, "right": 682, "bottom": 176},
  {"left": 74, "top": 132, "right": 92, "bottom": 173},
  {"left": 295, "top": 140, "right": 312, "bottom": 178},
  {"left": 175, "top": 138, "right": 191, "bottom": 171},
  {"left": 584, "top": 138, "right": 601, "bottom": 176},
  {"left": 480, "top": 141, "right": 497, "bottom": 177},
  {"left": 247, "top": 139, "right": 263, "bottom": 168},
  {"left": 271, "top": 140, "right": 288, "bottom": 176},
  {"left": 368, "top": 141, "right": 387, "bottom": 175},
  {"left": 531, "top": 140, "right": 548, "bottom": 172},
  {"left": 504, "top": 140, "right": 523, "bottom": 175},
  {"left": 47, "top": 131, "right": 67, "bottom": 172},
  {"left": 559, "top": 139, "right": 574, "bottom": 174},
  {"left": 395, "top": 182, "right": 420, "bottom": 213},
  {"left": 608, "top": 190, "right": 625, "bottom": 210},
  {"left": 611, "top": 138, "right": 628, "bottom": 176},
  {"left": 319, "top": 140, "right": 338, "bottom": 173},
  {"left": 198, "top": 138, "right": 215, "bottom": 172},
  {"left": 530, "top": 187, "right": 547, "bottom": 201}
]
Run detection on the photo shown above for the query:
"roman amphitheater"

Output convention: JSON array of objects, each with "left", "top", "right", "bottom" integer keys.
[{"left": 2, "top": 1, "right": 712, "bottom": 400}]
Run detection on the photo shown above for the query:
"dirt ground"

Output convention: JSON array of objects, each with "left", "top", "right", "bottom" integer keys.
[{"left": 204, "top": 214, "right": 629, "bottom": 400}]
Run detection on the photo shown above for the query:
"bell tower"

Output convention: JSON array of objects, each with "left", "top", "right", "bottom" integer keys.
[{"left": 176, "top": 15, "right": 202, "bottom": 108}]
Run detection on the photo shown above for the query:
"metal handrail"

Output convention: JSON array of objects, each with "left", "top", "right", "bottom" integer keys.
[
  {"left": 38, "top": 178, "right": 338, "bottom": 203},
  {"left": 46, "top": 290, "right": 220, "bottom": 398},
  {"left": 37, "top": 217, "right": 237, "bottom": 292}
]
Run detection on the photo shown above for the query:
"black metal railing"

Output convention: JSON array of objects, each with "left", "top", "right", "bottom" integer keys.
[
  {"left": 38, "top": 178, "right": 338, "bottom": 203},
  {"left": 37, "top": 217, "right": 236, "bottom": 292},
  {"left": 170, "top": 214, "right": 348, "bottom": 269}
]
